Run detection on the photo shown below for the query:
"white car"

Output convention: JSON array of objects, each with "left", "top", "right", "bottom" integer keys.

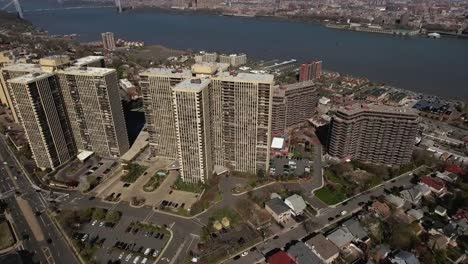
[
  {"left": 133, "top": 256, "right": 140, "bottom": 264},
  {"left": 340, "top": 210, "right": 348, "bottom": 216},
  {"left": 80, "top": 234, "right": 88, "bottom": 242},
  {"left": 141, "top": 258, "right": 148, "bottom": 264},
  {"left": 118, "top": 252, "right": 125, "bottom": 260},
  {"left": 152, "top": 250, "right": 159, "bottom": 258},
  {"left": 91, "top": 220, "right": 98, "bottom": 226},
  {"left": 241, "top": 251, "right": 248, "bottom": 257},
  {"left": 125, "top": 253, "right": 133, "bottom": 262},
  {"left": 144, "top": 248, "right": 151, "bottom": 256},
  {"left": 99, "top": 221, "right": 105, "bottom": 227}
]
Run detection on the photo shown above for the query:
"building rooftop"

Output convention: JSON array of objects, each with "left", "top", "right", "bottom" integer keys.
[
  {"left": 7, "top": 72, "right": 53, "bottom": 84},
  {"left": 287, "top": 242, "right": 322, "bottom": 264},
  {"left": 73, "top": 56, "right": 104, "bottom": 66},
  {"left": 267, "top": 251, "right": 297, "bottom": 264},
  {"left": 139, "top": 68, "right": 192, "bottom": 78},
  {"left": 337, "top": 103, "right": 418, "bottom": 116},
  {"left": 59, "top": 66, "right": 115, "bottom": 76},
  {"left": 305, "top": 234, "right": 339, "bottom": 261},
  {"left": 285, "top": 194, "right": 307, "bottom": 214},
  {"left": 342, "top": 218, "right": 368, "bottom": 240},
  {"left": 265, "top": 197, "right": 291, "bottom": 215},
  {"left": 173, "top": 78, "right": 211, "bottom": 93},
  {"left": 213, "top": 71, "right": 274, "bottom": 83},
  {"left": 326, "top": 228, "right": 354, "bottom": 248},
  {"left": 1, "top": 63, "right": 41, "bottom": 72},
  {"left": 39, "top": 55, "right": 70, "bottom": 66}
]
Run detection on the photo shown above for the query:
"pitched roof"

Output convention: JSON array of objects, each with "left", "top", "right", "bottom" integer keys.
[
  {"left": 266, "top": 197, "right": 292, "bottom": 215},
  {"left": 420, "top": 176, "right": 445, "bottom": 191},
  {"left": 305, "top": 234, "right": 339, "bottom": 261},
  {"left": 326, "top": 228, "right": 354, "bottom": 248},
  {"left": 392, "top": 250, "right": 420, "bottom": 264},
  {"left": 342, "top": 218, "right": 368, "bottom": 240},
  {"left": 285, "top": 194, "right": 307, "bottom": 213},
  {"left": 268, "top": 251, "right": 297, "bottom": 264},
  {"left": 287, "top": 242, "right": 323, "bottom": 264}
]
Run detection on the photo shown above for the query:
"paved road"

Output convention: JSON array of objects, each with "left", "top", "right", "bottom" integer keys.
[{"left": 0, "top": 135, "right": 79, "bottom": 263}]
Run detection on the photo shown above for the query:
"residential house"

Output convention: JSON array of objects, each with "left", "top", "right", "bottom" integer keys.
[
  {"left": 435, "top": 171, "right": 458, "bottom": 183},
  {"left": 287, "top": 242, "right": 323, "bottom": 264},
  {"left": 414, "top": 184, "right": 431, "bottom": 197},
  {"left": 384, "top": 194, "right": 405, "bottom": 208},
  {"left": 371, "top": 201, "right": 391, "bottom": 218},
  {"left": 406, "top": 209, "right": 424, "bottom": 222},
  {"left": 285, "top": 194, "right": 307, "bottom": 216},
  {"left": 267, "top": 251, "right": 297, "bottom": 264},
  {"left": 326, "top": 228, "right": 354, "bottom": 249},
  {"left": 390, "top": 250, "right": 420, "bottom": 264},
  {"left": 420, "top": 176, "right": 446, "bottom": 195},
  {"left": 265, "top": 197, "right": 293, "bottom": 224},
  {"left": 428, "top": 235, "right": 449, "bottom": 250},
  {"left": 373, "top": 244, "right": 391, "bottom": 261},
  {"left": 435, "top": 206, "right": 447, "bottom": 217},
  {"left": 342, "top": 218, "right": 369, "bottom": 242},
  {"left": 400, "top": 187, "right": 423, "bottom": 205},
  {"left": 305, "top": 234, "right": 340, "bottom": 264}
]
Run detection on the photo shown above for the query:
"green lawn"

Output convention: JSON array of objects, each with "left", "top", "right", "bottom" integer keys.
[
  {"left": 121, "top": 163, "right": 148, "bottom": 183},
  {"left": 315, "top": 186, "right": 347, "bottom": 205},
  {"left": 172, "top": 178, "right": 204, "bottom": 193},
  {"left": 0, "top": 221, "right": 15, "bottom": 250}
]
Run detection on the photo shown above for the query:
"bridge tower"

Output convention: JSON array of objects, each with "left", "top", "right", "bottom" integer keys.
[
  {"left": 13, "top": 0, "right": 23, "bottom": 19},
  {"left": 115, "top": 0, "right": 122, "bottom": 13}
]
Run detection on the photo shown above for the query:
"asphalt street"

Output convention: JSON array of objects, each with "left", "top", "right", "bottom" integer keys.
[{"left": 0, "top": 135, "right": 79, "bottom": 264}]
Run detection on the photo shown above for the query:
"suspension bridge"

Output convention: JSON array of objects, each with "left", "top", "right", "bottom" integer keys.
[{"left": 1, "top": 0, "right": 124, "bottom": 19}]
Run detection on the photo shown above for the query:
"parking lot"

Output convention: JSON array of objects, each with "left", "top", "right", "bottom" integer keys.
[
  {"left": 71, "top": 215, "right": 170, "bottom": 263},
  {"left": 269, "top": 157, "right": 313, "bottom": 177},
  {"left": 54, "top": 157, "right": 118, "bottom": 185}
]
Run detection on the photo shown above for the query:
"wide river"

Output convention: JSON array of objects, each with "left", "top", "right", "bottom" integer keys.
[{"left": 19, "top": 0, "right": 468, "bottom": 98}]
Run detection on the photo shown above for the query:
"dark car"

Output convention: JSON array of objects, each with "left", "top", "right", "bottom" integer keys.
[
  {"left": 233, "top": 255, "right": 241, "bottom": 260},
  {"left": 273, "top": 235, "right": 279, "bottom": 240}
]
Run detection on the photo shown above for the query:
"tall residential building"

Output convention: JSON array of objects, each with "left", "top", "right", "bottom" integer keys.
[
  {"left": 219, "top": 54, "right": 247, "bottom": 67},
  {"left": 7, "top": 72, "right": 76, "bottom": 169},
  {"left": 194, "top": 52, "right": 218, "bottom": 63},
  {"left": 73, "top": 56, "right": 106, "bottom": 68},
  {"left": 57, "top": 67, "right": 129, "bottom": 158},
  {"left": 139, "top": 68, "right": 192, "bottom": 159},
  {"left": 39, "top": 55, "right": 71, "bottom": 73},
  {"left": 0, "top": 63, "right": 41, "bottom": 122},
  {"left": 101, "top": 32, "right": 116, "bottom": 51},
  {"left": 271, "top": 80, "right": 319, "bottom": 134},
  {"left": 172, "top": 78, "right": 213, "bottom": 184},
  {"left": 299, "top": 61, "right": 322, "bottom": 81},
  {"left": 211, "top": 72, "right": 274, "bottom": 173},
  {"left": 328, "top": 104, "right": 419, "bottom": 165}
]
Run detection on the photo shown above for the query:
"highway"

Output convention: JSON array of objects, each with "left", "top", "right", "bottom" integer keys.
[{"left": 0, "top": 135, "right": 79, "bottom": 263}]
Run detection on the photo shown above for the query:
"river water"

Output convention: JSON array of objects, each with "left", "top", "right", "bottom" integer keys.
[{"left": 18, "top": 0, "right": 468, "bottom": 98}]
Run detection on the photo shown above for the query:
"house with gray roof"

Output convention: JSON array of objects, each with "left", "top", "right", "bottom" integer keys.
[
  {"left": 285, "top": 194, "right": 307, "bottom": 216},
  {"left": 305, "top": 234, "right": 339, "bottom": 264},
  {"left": 265, "top": 197, "right": 293, "bottom": 224},
  {"left": 384, "top": 194, "right": 405, "bottom": 208},
  {"left": 390, "top": 250, "right": 420, "bottom": 264},
  {"left": 326, "top": 228, "right": 354, "bottom": 249},
  {"left": 342, "top": 218, "right": 369, "bottom": 242},
  {"left": 400, "top": 187, "right": 422, "bottom": 205},
  {"left": 288, "top": 241, "right": 323, "bottom": 264}
]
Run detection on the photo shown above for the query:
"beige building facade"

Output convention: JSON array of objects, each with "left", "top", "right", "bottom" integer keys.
[
  {"left": 328, "top": 104, "right": 419, "bottom": 165},
  {"left": 7, "top": 72, "right": 76, "bottom": 169},
  {"left": 57, "top": 67, "right": 129, "bottom": 158},
  {"left": 139, "top": 68, "right": 192, "bottom": 159},
  {"left": 172, "top": 78, "right": 213, "bottom": 184}
]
